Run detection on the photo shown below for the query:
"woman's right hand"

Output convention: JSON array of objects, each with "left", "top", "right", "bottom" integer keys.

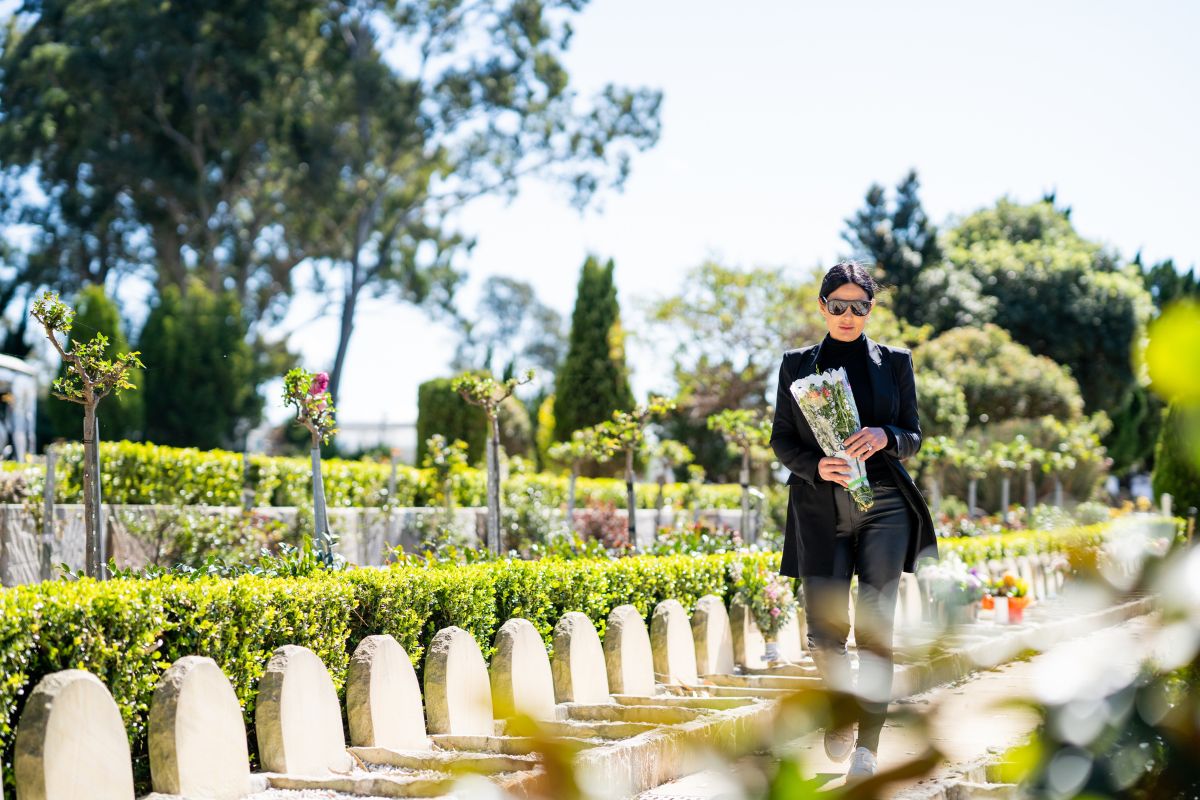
[{"left": 818, "top": 456, "right": 851, "bottom": 487}]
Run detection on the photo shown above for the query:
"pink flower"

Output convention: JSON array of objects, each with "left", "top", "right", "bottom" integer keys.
[
  {"left": 309, "top": 372, "right": 329, "bottom": 396},
  {"left": 770, "top": 607, "right": 781, "bottom": 618}
]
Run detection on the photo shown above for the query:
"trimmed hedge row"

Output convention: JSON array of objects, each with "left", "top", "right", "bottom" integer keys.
[
  {"left": 0, "top": 521, "right": 1133, "bottom": 792},
  {"left": 17, "top": 440, "right": 755, "bottom": 510},
  {"left": 0, "top": 553, "right": 740, "bottom": 791}
]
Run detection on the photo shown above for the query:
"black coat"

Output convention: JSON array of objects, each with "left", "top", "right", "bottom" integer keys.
[{"left": 770, "top": 336, "right": 937, "bottom": 579}]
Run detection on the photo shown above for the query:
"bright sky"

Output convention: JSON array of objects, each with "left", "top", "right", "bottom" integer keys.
[
  {"left": 282, "top": 0, "right": 1198, "bottom": 430},
  {"left": 5, "top": 1, "right": 1199, "bottom": 433}
]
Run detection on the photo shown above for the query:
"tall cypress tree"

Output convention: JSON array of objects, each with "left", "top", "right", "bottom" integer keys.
[
  {"left": 553, "top": 256, "right": 633, "bottom": 441},
  {"left": 138, "top": 280, "right": 262, "bottom": 450},
  {"left": 47, "top": 285, "right": 144, "bottom": 441}
]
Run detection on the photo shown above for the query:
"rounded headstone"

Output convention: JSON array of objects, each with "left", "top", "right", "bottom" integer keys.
[
  {"left": 650, "top": 599, "right": 699, "bottom": 685},
  {"left": 424, "top": 626, "right": 494, "bottom": 736},
  {"left": 347, "top": 635, "right": 428, "bottom": 750},
  {"left": 1016, "top": 556, "right": 1038, "bottom": 601},
  {"left": 691, "top": 595, "right": 734, "bottom": 675},
  {"left": 490, "top": 618, "right": 556, "bottom": 721},
  {"left": 255, "top": 645, "right": 353, "bottom": 776},
  {"left": 729, "top": 597, "right": 766, "bottom": 669},
  {"left": 776, "top": 608, "right": 805, "bottom": 662},
  {"left": 150, "top": 656, "right": 250, "bottom": 799},
  {"left": 603, "top": 605, "right": 655, "bottom": 697},
  {"left": 551, "top": 612, "right": 610, "bottom": 704},
  {"left": 14, "top": 670, "right": 135, "bottom": 800}
]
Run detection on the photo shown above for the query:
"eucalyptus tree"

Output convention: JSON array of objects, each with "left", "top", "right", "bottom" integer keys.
[{"left": 282, "top": 2, "right": 662, "bottom": 404}]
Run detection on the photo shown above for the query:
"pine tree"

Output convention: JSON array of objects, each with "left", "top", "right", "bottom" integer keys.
[
  {"left": 553, "top": 256, "right": 634, "bottom": 441},
  {"left": 47, "top": 285, "right": 144, "bottom": 442},
  {"left": 842, "top": 169, "right": 945, "bottom": 328},
  {"left": 138, "top": 281, "right": 262, "bottom": 449}
]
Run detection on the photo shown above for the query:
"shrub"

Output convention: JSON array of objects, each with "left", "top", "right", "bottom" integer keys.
[
  {"left": 1152, "top": 403, "right": 1200, "bottom": 513},
  {"left": 416, "top": 377, "right": 487, "bottom": 465},
  {"left": 0, "top": 519, "right": 1127, "bottom": 794}
]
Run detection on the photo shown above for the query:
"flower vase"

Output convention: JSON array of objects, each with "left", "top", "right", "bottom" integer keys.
[
  {"left": 949, "top": 602, "right": 978, "bottom": 626},
  {"left": 981, "top": 595, "right": 994, "bottom": 611},
  {"left": 993, "top": 596, "right": 1009, "bottom": 625},
  {"left": 1009, "top": 596, "right": 1029, "bottom": 624},
  {"left": 763, "top": 639, "right": 780, "bottom": 664}
]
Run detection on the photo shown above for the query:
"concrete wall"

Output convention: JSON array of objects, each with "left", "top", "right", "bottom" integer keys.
[{"left": 0, "top": 504, "right": 749, "bottom": 586}]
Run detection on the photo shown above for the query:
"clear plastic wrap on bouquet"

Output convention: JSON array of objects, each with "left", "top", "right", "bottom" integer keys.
[{"left": 789, "top": 367, "right": 875, "bottom": 511}]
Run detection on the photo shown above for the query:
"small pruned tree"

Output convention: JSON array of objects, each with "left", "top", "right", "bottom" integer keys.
[
  {"left": 452, "top": 369, "right": 536, "bottom": 553},
  {"left": 31, "top": 291, "right": 143, "bottom": 578},
  {"left": 913, "top": 435, "right": 959, "bottom": 517},
  {"left": 1042, "top": 449, "right": 1078, "bottom": 509},
  {"left": 650, "top": 439, "right": 695, "bottom": 532},
  {"left": 595, "top": 396, "right": 676, "bottom": 544},
  {"left": 958, "top": 439, "right": 989, "bottom": 518},
  {"left": 548, "top": 425, "right": 612, "bottom": 535},
  {"left": 987, "top": 441, "right": 1018, "bottom": 525},
  {"left": 283, "top": 368, "right": 338, "bottom": 564},
  {"left": 1009, "top": 436, "right": 1047, "bottom": 512},
  {"left": 707, "top": 408, "right": 772, "bottom": 540}
]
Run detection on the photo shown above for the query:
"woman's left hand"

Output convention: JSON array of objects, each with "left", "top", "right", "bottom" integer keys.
[{"left": 843, "top": 427, "right": 887, "bottom": 460}]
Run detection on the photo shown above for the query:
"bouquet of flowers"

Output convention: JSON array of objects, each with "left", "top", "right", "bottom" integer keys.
[
  {"left": 789, "top": 367, "right": 874, "bottom": 510},
  {"left": 918, "top": 554, "right": 986, "bottom": 605},
  {"left": 729, "top": 559, "right": 797, "bottom": 647}
]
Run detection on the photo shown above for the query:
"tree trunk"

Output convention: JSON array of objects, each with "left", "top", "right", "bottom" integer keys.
[
  {"left": 1054, "top": 476, "right": 1063, "bottom": 508},
  {"left": 654, "top": 472, "right": 666, "bottom": 533},
  {"left": 81, "top": 407, "right": 100, "bottom": 578},
  {"left": 311, "top": 444, "right": 332, "bottom": 563},
  {"left": 567, "top": 466, "right": 578, "bottom": 534},
  {"left": 740, "top": 448, "right": 752, "bottom": 543},
  {"left": 927, "top": 473, "right": 942, "bottom": 517},
  {"left": 967, "top": 478, "right": 978, "bottom": 518},
  {"left": 487, "top": 413, "right": 502, "bottom": 554},
  {"left": 625, "top": 448, "right": 637, "bottom": 546},
  {"left": 329, "top": 277, "right": 359, "bottom": 408},
  {"left": 1000, "top": 475, "right": 1011, "bottom": 526},
  {"left": 1025, "top": 469, "right": 1036, "bottom": 511},
  {"left": 41, "top": 445, "right": 56, "bottom": 581}
]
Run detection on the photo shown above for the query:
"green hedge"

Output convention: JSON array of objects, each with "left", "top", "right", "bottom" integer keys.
[
  {"left": 16, "top": 440, "right": 759, "bottom": 510},
  {"left": 0, "top": 553, "right": 739, "bottom": 792},
  {"left": 0, "top": 519, "right": 1132, "bottom": 793}
]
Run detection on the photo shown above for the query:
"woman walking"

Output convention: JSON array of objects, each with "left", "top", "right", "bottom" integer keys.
[{"left": 770, "top": 261, "right": 937, "bottom": 781}]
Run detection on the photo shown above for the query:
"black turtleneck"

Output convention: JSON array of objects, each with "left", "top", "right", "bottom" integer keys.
[{"left": 816, "top": 334, "right": 894, "bottom": 485}]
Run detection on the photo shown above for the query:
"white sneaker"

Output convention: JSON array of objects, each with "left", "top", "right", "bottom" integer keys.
[
  {"left": 846, "top": 746, "right": 877, "bottom": 781},
  {"left": 823, "top": 723, "right": 856, "bottom": 762}
]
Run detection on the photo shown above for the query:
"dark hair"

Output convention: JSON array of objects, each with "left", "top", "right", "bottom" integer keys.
[{"left": 819, "top": 260, "right": 878, "bottom": 301}]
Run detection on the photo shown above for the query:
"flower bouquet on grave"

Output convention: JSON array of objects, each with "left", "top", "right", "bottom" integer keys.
[
  {"left": 789, "top": 367, "right": 874, "bottom": 511},
  {"left": 730, "top": 559, "right": 797, "bottom": 663}
]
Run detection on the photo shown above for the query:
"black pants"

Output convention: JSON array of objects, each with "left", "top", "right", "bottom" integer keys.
[{"left": 803, "top": 482, "right": 911, "bottom": 753}]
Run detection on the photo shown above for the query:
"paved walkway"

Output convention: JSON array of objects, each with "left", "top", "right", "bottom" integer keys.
[{"left": 637, "top": 612, "right": 1158, "bottom": 799}]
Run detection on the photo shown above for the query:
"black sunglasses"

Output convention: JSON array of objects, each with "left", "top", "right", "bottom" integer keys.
[{"left": 821, "top": 297, "right": 872, "bottom": 317}]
